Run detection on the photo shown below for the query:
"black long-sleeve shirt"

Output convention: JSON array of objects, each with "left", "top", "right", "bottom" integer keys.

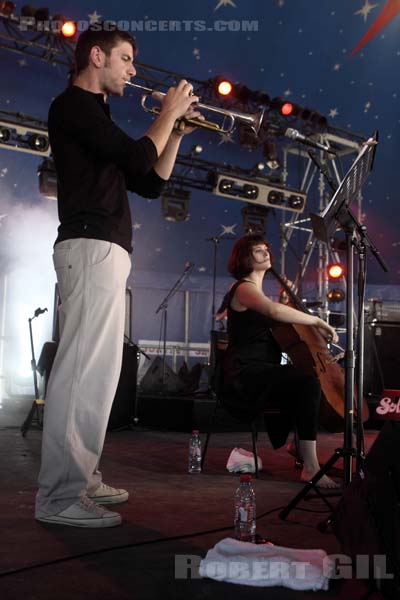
[{"left": 48, "top": 85, "right": 166, "bottom": 253}]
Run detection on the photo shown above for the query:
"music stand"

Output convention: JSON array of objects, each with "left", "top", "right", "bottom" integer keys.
[{"left": 280, "top": 130, "right": 389, "bottom": 520}]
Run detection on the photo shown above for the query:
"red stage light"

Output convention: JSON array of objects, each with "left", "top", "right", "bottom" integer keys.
[
  {"left": 281, "top": 102, "right": 294, "bottom": 116},
  {"left": 61, "top": 20, "right": 76, "bottom": 37},
  {"left": 327, "top": 263, "right": 344, "bottom": 279},
  {"left": 327, "top": 288, "right": 345, "bottom": 302},
  {"left": 217, "top": 80, "right": 233, "bottom": 96}
]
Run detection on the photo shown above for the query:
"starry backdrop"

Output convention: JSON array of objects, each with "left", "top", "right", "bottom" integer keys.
[{"left": 0, "top": 0, "right": 400, "bottom": 390}]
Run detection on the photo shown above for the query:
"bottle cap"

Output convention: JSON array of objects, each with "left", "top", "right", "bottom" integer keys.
[{"left": 239, "top": 474, "right": 252, "bottom": 482}]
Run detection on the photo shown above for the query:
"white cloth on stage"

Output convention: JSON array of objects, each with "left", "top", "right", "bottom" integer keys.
[
  {"left": 226, "top": 447, "right": 263, "bottom": 473},
  {"left": 199, "top": 537, "right": 333, "bottom": 591}
]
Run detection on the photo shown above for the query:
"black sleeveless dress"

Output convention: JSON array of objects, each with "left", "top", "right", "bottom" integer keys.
[{"left": 222, "top": 280, "right": 321, "bottom": 448}]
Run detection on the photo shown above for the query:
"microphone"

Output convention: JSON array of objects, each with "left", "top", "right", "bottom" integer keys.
[
  {"left": 285, "top": 128, "right": 336, "bottom": 155},
  {"left": 34, "top": 307, "right": 48, "bottom": 317}
]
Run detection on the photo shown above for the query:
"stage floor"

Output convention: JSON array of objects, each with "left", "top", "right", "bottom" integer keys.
[{"left": 0, "top": 424, "right": 381, "bottom": 599}]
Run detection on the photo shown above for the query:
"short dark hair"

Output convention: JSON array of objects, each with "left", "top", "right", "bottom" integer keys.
[
  {"left": 227, "top": 234, "right": 272, "bottom": 280},
  {"left": 74, "top": 23, "right": 138, "bottom": 75}
]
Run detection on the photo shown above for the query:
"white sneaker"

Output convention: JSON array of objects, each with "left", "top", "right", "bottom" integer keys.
[
  {"left": 37, "top": 495, "right": 122, "bottom": 528},
  {"left": 88, "top": 482, "right": 129, "bottom": 505}
]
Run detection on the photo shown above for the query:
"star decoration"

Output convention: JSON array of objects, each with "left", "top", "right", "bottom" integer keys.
[
  {"left": 0, "top": 168, "right": 8, "bottom": 177},
  {"left": 218, "top": 132, "right": 235, "bottom": 146},
  {"left": 88, "top": 10, "right": 102, "bottom": 25},
  {"left": 352, "top": 0, "right": 400, "bottom": 55},
  {"left": 198, "top": 266, "right": 207, "bottom": 272},
  {"left": 355, "top": 1, "right": 379, "bottom": 23},
  {"left": 155, "top": 248, "right": 162, "bottom": 253},
  {"left": 333, "top": 63, "right": 341, "bottom": 71},
  {"left": 283, "top": 89, "right": 292, "bottom": 97},
  {"left": 214, "top": 0, "right": 236, "bottom": 10},
  {"left": 329, "top": 108, "right": 338, "bottom": 118},
  {"left": 364, "top": 101, "right": 372, "bottom": 112},
  {"left": 277, "top": 0, "right": 285, "bottom": 6},
  {"left": 193, "top": 48, "right": 200, "bottom": 60},
  {"left": 132, "top": 222, "right": 142, "bottom": 230},
  {"left": 18, "top": 58, "right": 27, "bottom": 67},
  {"left": 220, "top": 224, "right": 237, "bottom": 236}
]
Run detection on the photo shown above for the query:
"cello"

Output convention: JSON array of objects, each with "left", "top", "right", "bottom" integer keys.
[{"left": 268, "top": 267, "right": 369, "bottom": 433}]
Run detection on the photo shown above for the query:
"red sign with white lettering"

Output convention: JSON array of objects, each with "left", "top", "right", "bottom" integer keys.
[{"left": 375, "top": 390, "right": 400, "bottom": 420}]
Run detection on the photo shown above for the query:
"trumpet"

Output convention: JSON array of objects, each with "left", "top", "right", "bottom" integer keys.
[{"left": 125, "top": 81, "right": 265, "bottom": 136}]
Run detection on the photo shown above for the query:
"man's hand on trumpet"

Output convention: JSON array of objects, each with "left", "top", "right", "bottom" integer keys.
[{"left": 152, "top": 79, "right": 204, "bottom": 136}]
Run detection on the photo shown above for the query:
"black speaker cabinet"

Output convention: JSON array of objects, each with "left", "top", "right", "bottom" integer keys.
[
  {"left": 364, "top": 322, "right": 400, "bottom": 396},
  {"left": 107, "top": 344, "right": 138, "bottom": 431},
  {"left": 140, "top": 356, "right": 184, "bottom": 394},
  {"left": 331, "top": 422, "right": 400, "bottom": 598}
]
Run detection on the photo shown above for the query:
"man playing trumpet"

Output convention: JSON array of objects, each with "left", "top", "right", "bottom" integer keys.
[{"left": 36, "top": 24, "right": 202, "bottom": 528}]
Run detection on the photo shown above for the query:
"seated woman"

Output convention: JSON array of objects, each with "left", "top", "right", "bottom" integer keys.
[{"left": 221, "top": 234, "right": 339, "bottom": 488}]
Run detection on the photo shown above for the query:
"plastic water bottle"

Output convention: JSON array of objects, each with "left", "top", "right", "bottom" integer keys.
[
  {"left": 234, "top": 474, "right": 256, "bottom": 542},
  {"left": 188, "top": 430, "right": 202, "bottom": 473}
]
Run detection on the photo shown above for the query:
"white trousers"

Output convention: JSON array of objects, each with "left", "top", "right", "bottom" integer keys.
[{"left": 35, "top": 238, "right": 131, "bottom": 517}]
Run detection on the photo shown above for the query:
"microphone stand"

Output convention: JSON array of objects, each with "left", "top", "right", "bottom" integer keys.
[
  {"left": 21, "top": 308, "right": 48, "bottom": 437},
  {"left": 206, "top": 235, "right": 236, "bottom": 331},
  {"left": 123, "top": 332, "right": 150, "bottom": 425},
  {"left": 155, "top": 262, "right": 194, "bottom": 391}
]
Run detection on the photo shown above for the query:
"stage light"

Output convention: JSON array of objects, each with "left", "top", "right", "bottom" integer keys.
[
  {"left": 237, "top": 122, "right": 259, "bottom": 148},
  {"left": 331, "top": 236, "right": 346, "bottom": 253},
  {"left": 28, "top": 134, "right": 49, "bottom": 152},
  {"left": 268, "top": 190, "right": 284, "bottom": 205},
  {"left": 241, "top": 205, "right": 269, "bottom": 236},
  {"left": 52, "top": 14, "right": 77, "bottom": 37},
  {"left": 329, "top": 313, "right": 345, "bottom": 327},
  {"left": 60, "top": 20, "right": 76, "bottom": 37},
  {"left": 161, "top": 189, "right": 190, "bottom": 222},
  {"left": 38, "top": 158, "right": 57, "bottom": 200},
  {"left": 281, "top": 102, "right": 294, "bottom": 116},
  {"left": 243, "top": 184, "right": 259, "bottom": 200},
  {"left": 263, "top": 137, "right": 280, "bottom": 170},
  {"left": 218, "top": 179, "right": 234, "bottom": 194},
  {"left": 192, "top": 144, "right": 203, "bottom": 154},
  {"left": 256, "top": 162, "right": 265, "bottom": 171},
  {"left": 288, "top": 194, "right": 305, "bottom": 210},
  {"left": 21, "top": 5, "right": 37, "bottom": 17},
  {"left": 21, "top": 5, "right": 49, "bottom": 21},
  {"left": 327, "top": 263, "right": 344, "bottom": 279},
  {"left": 0, "top": 127, "right": 11, "bottom": 143},
  {"left": 0, "top": 1, "right": 15, "bottom": 16},
  {"left": 327, "top": 288, "right": 345, "bottom": 303},
  {"left": 217, "top": 80, "right": 233, "bottom": 96}
]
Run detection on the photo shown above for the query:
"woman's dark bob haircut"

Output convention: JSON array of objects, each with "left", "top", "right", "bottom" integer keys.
[{"left": 227, "top": 234, "right": 272, "bottom": 280}]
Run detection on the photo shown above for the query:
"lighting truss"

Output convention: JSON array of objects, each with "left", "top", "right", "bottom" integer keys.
[
  {"left": 0, "top": 13, "right": 75, "bottom": 66},
  {"left": 0, "top": 110, "right": 50, "bottom": 156},
  {"left": 0, "top": 13, "right": 366, "bottom": 151}
]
